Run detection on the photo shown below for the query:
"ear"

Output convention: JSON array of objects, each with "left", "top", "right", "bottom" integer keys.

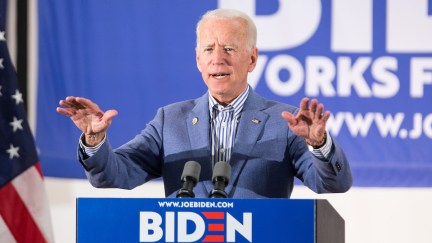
[
  {"left": 196, "top": 48, "right": 202, "bottom": 72},
  {"left": 248, "top": 48, "right": 258, "bottom": 72}
]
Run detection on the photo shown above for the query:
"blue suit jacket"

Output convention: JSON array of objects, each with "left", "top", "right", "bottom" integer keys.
[{"left": 79, "top": 89, "right": 352, "bottom": 198}]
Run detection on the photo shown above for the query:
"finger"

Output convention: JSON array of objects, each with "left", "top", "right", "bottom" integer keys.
[
  {"left": 103, "top": 109, "right": 119, "bottom": 122},
  {"left": 60, "top": 98, "right": 80, "bottom": 109},
  {"left": 75, "top": 97, "right": 102, "bottom": 112},
  {"left": 321, "top": 110, "right": 331, "bottom": 123},
  {"left": 281, "top": 111, "right": 296, "bottom": 126},
  {"left": 65, "top": 96, "right": 86, "bottom": 109},
  {"left": 310, "top": 99, "right": 318, "bottom": 114},
  {"left": 299, "top": 97, "right": 310, "bottom": 111},
  {"left": 59, "top": 99, "right": 70, "bottom": 108},
  {"left": 64, "top": 96, "right": 76, "bottom": 101},
  {"left": 56, "top": 107, "right": 74, "bottom": 117},
  {"left": 316, "top": 103, "right": 324, "bottom": 119}
]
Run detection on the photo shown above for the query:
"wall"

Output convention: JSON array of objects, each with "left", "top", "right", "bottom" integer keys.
[{"left": 45, "top": 178, "right": 432, "bottom": 243}]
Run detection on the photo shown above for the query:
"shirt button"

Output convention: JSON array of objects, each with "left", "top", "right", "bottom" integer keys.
[{"left": 221, "top": 122, "right": 226, "bottom": 128}]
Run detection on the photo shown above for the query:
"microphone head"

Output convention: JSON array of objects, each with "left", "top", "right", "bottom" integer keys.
[
  {"left": 181, "top": 161, "right": 201, "bottom": 182},
  {"left": 212, "top": 161, "right": 231, "bottom": 182}
]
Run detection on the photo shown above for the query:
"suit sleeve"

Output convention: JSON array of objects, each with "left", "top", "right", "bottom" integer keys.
[
  {"left": 77, "top": 108, "right": 165, "bottom": 190},
  {"left": 289, "top": 132, "right": 353, "bottom": 193}
]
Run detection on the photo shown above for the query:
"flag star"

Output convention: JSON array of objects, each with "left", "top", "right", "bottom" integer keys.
[
  {"left": 10, "top": 116, "right": 24, "bottom": 132},
  {"left": 0, "top": 85, "right": 2, "bottom": 96},
  {"left": 12, "top": 89, "right": 23, "bottom": 105},
  {"left": 0, "top": 31, "right": 5, "bottom": 42},
  {"left": 0, "top": 58, "right": 4, "bottom": 69},
  {"left": 6, "top": 144, "right": 20, "bottom": 159}
]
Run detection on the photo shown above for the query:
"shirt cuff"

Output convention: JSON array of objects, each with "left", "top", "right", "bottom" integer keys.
[
  {"left": 307, "top": 131, "right": 332, "bottom": 159},
  {"left": 79, "top": 133, "right": 106, "bottom": 157}
]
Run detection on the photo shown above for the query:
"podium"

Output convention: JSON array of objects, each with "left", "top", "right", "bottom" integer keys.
[{"left": 77, "top": 198, "right": 344, "bottom": 243}]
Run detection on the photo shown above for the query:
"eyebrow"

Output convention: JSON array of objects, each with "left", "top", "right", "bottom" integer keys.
[{"left": 201, "top": 43, "right": 238, "bottom": 48}]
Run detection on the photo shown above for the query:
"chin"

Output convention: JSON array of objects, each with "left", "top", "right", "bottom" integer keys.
[
  {"left": 207, "top": 82, "right": 228, "bottom": 92},
  {"left": 210, "top": 89, "right": 227, "bottom": 97}
]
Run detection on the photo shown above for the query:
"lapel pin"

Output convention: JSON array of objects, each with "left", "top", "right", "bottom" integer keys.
[
  {"left": 192, "top": 117, "right": 199, "bottom": 125},
  {"left": 251, "top": 118, "right": 260, "bottom": 124}
]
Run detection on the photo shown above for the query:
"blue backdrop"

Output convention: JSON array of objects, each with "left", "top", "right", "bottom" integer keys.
[{"left": 36, "top": 0, "right": 432, "bottom": 187}]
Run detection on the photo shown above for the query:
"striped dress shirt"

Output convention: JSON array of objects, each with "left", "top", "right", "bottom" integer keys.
[{"left": 208, "top": 86, "right": 249, "bottom": 164}]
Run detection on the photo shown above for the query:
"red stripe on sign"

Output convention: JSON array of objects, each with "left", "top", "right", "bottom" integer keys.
[
  {"left": 202, "top": 235, "right": 225, "bottom": 242},
  {"left": 202, "top": 212, "right": 224, "bottom": 219},
  {"left": 0, "top": 182, "right": 47, "bottom": 243},
  {"left": 208, "top": 223, "right": 224, "bottom": 231}
]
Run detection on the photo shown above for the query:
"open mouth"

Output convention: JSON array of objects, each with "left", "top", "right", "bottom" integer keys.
[{"left": 211, "top": 73, "right": 230, "bottom": 78}]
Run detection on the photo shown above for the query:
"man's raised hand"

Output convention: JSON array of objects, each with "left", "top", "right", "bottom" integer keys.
[
  {"left": 56, "top": 96, "right": 118, "bottom": 146},
  {"left": 281, "top": 98, "right": 330, "bottom": 148}
]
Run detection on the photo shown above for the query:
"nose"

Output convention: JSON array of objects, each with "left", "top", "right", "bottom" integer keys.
[{"left": 211, "top": 47, "right": 227, "bottom": 65}]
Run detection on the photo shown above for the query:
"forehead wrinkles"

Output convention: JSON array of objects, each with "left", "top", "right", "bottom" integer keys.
[{"left": 198, "top": 18, "right": 248, "bottom": 48}]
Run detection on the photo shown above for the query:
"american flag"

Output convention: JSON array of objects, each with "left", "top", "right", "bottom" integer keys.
[{"left": 0, "top": 1, "right": 53, "bottom": 242}]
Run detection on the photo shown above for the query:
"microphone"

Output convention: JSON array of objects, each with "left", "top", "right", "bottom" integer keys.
[
  {"left": 176, "top": 161, "right": 201, "bottom": 198},
  {"left": 209, "top": 161, "right": 231, "bottom": 198}
]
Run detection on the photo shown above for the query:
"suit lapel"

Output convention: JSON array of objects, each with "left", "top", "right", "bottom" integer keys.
[
  {"left": 228, "top": 90, "right": 269, "bottom": 195},
  {"left": 186, "top": 93, "right": 213, "bottom": 193}
]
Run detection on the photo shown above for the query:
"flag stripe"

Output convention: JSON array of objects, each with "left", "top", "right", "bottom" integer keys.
[
  {"left": 0, "top": 2, "right": 53, "bottom": 242},
  {"left": 0, "top": 215, "right": 17, "bottom": 243},
  {"left": 34, "top": 162, "right": 44, "bottom": 177},
  {"left": 0, "top": 177, "right": 47, "bottom": 243},
  {"left": 12, "top": 164, "right": 54, "bottom": 242}
]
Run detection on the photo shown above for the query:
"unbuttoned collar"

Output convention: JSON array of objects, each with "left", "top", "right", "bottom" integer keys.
[{"left": 208, "top": 85, "right": 250, "bottom": 119}]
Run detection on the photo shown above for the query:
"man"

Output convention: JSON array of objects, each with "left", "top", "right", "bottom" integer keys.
[{"left": 57, "top": 9, "right": 352, "bottom": 198}]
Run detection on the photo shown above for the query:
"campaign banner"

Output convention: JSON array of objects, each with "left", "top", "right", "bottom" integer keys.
[
  {"left": 77, "top": 198, "right": 317, "bottom": 243},
  {"left": 37, "top": 0, "right": 432, "bottom": 186}
]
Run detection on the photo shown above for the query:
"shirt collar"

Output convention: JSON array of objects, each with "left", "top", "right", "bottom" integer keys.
[{"left": 208, "top": 85, "right": 250, "bottom": 116}]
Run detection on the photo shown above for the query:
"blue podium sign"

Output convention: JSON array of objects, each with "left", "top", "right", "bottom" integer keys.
[{"left": 77, "top": 198, "right": 324, "bottom": 243}]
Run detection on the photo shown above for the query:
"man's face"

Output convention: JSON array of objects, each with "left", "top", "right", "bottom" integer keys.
[{"left": 196, "top": 18, "right": 258, "bottom": 105}]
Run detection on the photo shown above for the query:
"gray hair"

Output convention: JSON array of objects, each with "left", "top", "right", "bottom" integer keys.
[{"left": 196, "top": 9, "right": 257, "bottom": 50}]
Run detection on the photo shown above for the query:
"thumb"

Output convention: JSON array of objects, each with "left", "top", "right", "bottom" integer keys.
[
  {"left": 103, "top": 109, "right": 119, "bottom": 123},
  {"left": 281, "top": 111, "right": 296, "bottom": 126}
]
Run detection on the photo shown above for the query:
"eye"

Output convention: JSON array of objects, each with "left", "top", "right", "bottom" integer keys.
[
  {"left": 224, "top": 47, "right": 234, "bottom": 53},
  {"left": 204, "top": 47, "right": 213, "bottom": 52}
]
